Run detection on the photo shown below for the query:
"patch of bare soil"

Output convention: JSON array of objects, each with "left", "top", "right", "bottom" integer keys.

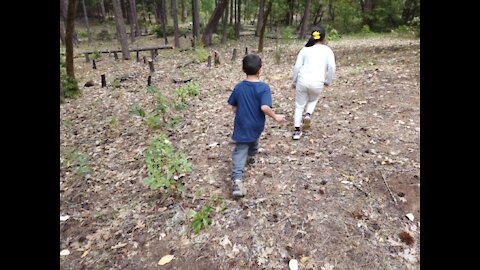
[{"left": 61, "top": 34, "right": 419, "bottom": 269}]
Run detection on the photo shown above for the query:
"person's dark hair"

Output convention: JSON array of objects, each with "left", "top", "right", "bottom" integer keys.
[
  {"left": 242, "top": 54, "right": 262, "bottom": 75},
  {"left": 305, "top": 26, "right": 326, "bottom": 47}
]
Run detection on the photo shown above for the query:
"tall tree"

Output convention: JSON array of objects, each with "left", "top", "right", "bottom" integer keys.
[
  {"left": 258, "top": 0, "right": 272, "bottom": 53},
  {"left": 65, "top": 0, "right": 78, "bottom": 78},
  {"left": 128, "top": 0, "right": 140, "bottom": 37},
  {"left": 298, "top": 0, "right": 311, "bottom": 39},
  {"left": 180, "top": 0, "right": 187, "bottom": 23},
  {"left": 156, "top": 0, "right": 169, "bottom": 44},
  {"left": 122, "top": 0, "right": 129, "bottom": 23},
  {"left": 60, "top": 21, "right": 66, "bottom": 44},
  {"left": 112, "top": 0, "right": 131, "bottom": 59},
  {"left": 60, "top": 0, "right": 79, "bottom": 45},
  {"left": 402, "top": 0, "right": 419, "bottom": 23},
  {"left": 81, "top": 0, "right": 91, "bottom": 42},
  {"left": 171, "top": 0, "right": 180, "bottom": 47},
  {"left": 359, "top": 0, "right": 377, "bottom": 29},
  {"left": 229, "top": 0, "right": 233, "bottom": 25},
  {"left": 255, "top": 0, "right": 264, "bottom": 36},
  {"left": 99, "top": 0, "right": 106, "bottom": 19},
  {"left": 201, "top": 0, "right": 228, "bottom": 46},
  {"left": 192, "top": 0, "right": 200, "bottom": 43},
  {"left": 221, "top": 0, "right": 229, "bottom": 43},
  {"left": 235, "top": 0, "right": 241, "bottom": 38}
]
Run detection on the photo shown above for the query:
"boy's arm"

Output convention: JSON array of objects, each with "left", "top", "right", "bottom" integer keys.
[
  {"left": 261, "top": 105, "right": 285, "bottom": 122},
  {"left": 232, "top": 105, "right": 237, "bottom": 113}
]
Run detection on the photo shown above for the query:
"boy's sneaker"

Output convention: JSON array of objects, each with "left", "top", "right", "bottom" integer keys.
[
  {"left": 232, "top": 179, "right": 246, "bottom": 197},
  {"left": 246, "top": 156, "right": 256, "bottom": 167},
  {"left": 302, "top": 115, "right": 311, "bottom": 130},
  {"left": 292, "top": 130, "right": 302, "bottom": 140}
]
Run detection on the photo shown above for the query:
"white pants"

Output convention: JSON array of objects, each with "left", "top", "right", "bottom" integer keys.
[{"left": 294, "top": 81, "right": 323, "bottom": 127}]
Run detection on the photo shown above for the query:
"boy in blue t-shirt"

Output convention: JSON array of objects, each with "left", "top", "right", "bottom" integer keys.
[{"left": 227, "top": 54, "right": 286, "bottom": 197}]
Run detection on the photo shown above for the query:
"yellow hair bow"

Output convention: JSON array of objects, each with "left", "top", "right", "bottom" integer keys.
[{"left": 312, "top": 31, "right": 321, "bottom": 40}]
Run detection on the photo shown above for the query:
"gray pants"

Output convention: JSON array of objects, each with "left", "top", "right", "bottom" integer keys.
[{"left": 231, "top": 140, "right": 259, "bottom": 180}]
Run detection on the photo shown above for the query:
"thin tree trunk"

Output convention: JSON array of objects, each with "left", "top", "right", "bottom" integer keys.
[
  {"left": 229, "top": 0, "right": 233, "bottom": 25},
  {"left": 202, "top": 0, "right": 228, "bottom": 47},
  {"left": 221, "top": 0, "right": 229, "bottom": 43},
  {"left": 128, "top": 0, "right": 136, "bottom": 41},
  {"left": 129, "top": 0, "right": 140, "bottom": 37},
  {"left": 161, "top": 0, "right": 169, "bottom": 44},
  {"left": 298, "top": 0, "right": 310, "bottom": 39},
  {"left": 122, "top": 0, "right": 129, "bottom": 23},
  {"left": 192, "top": 0, "right": 200, "bottom": 43},
  {"left": 255, "top": 0, "right": 264, "bottom": 36},
  {"left": 112, "top": 0, "right": 131, "bottom": 59},
  {"left": 66, "top": 0, "right": 78, "bottom": 78},
  {"left": 81, "top": 0, "right": 91, "bottom": 42},
  {"left": 100, "top": 0, "right": 106, "bottom": 18},
  {"left": 60, "top": 21, "right": 66, "bottom": 44},
  {"left": 258, "top": 0, "right": 272, "bottom": 53},
  {"left": 171, "top": 0, "right": 180, "bottom": 47},
  {"left": 235, "top": 0, "right": 241, "bottom": 38},
  {"left": 181, "top": 0, "right": 187, "bottom": 23}
]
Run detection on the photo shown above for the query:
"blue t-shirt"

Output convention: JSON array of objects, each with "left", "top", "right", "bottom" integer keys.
[{"left": 227, "top": 81, "right": 273, "bottom": 142}]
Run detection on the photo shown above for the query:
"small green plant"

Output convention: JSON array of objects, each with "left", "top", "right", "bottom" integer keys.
[
  {"left": 327, "top": 29, "right": 342, "bottom": 41},
  {"left": 167, "top": 115, "right": 181, "bottom": 128},
  {"left": 108, "top": 116, "right": 117, "bottom": 129},
  {"left": 145, "top": 115, "right": 162, "bottom": 129},
  {"left": 192, "top": 47, "right": 209, "bottom": 62},
  {"left": 187, "top": 206, "right": 214, "bottom": 234},
  {"left": 361, "top": 25, "right": 373, "bottom": 35},
  {"left": 92, "top": 50, "right": 102, "bottom": 60},
  {"left": 142, "top": 133, "right": 192, "bottom": 194},
  {"left": 175, "top": 82, "right": 200, "bottom": 103},
  {"left": 111, "top": 78, "right": 121, "bottom": 89},
  {"left": 129, "top": 104, "right": 146, "bottom": 117},
  {"left": 61, "top": 149, "right": 92, "bottom": 176}
]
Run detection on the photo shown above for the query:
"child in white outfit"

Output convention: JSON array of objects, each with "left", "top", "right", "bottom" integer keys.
[{"left": 291, "top": 26, "right": 336, "bottom": 140}]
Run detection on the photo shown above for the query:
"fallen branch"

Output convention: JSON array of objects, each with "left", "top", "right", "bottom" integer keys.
[
  {"left": 173, "top": 78, "right": 192, "bottom": 84},
  {"left": 379, "top": 170, "right": 397, "bottom": 205},
  {"left": 353, "top": 183, "right": 369, "bottom": 197}
]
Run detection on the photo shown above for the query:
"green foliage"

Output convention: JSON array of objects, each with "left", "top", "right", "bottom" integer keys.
[
  {"left": 60, "top": 58, "right": 81, "bottom": 99},
  {"left": 152, "top": 25, "right": 189, "bottom": 37},
  {"left": 192, "top": 47, "right": 209, "bottom": 62},
  {"left": 175, "top": 82, "right": 200, "bottom": 103},
  {"left": 167, "top": 115, "right": 182, "bottom": 128},
  {"left": 92, "top": 50, "right": 102, "bottom": 60},
  {"left": 361, "top": 25, "right": 373, "bottom": 35},
  {"left": 96, "top": 29, "right": 111, "bottom": 41},
  {"left": 143, "top": 133, "right": 192, "bottom": 193},
  {"left": 187, "top": 206, "right": 214, "bottom": 234},
  {"left": 409, "top": 16, "right": 420, "bottom": 37},
  {"left": 108, "top": 116, "right": 117, "bottom": 129},
  {"left": 129, "top": 104, "right": 146, "bottom": 118},
  {"left": 111, "top": 78, "right": 121, "bottom": 89},
  {"left": 61, "top": 149, "right": 92, "bottom": 176},
  {"left": 327, "top": 29, "right": 342, "bottom": 41}
]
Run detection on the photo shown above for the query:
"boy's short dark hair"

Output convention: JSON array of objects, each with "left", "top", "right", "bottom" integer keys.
[{"left": 242, "top": 54, "right": 262, "bottom": 75}]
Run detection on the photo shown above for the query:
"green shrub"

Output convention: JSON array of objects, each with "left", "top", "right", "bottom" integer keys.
[
  {"left": 192, "top": 47, "right": 209, "bottom": 62},
  {"left": 187, "top": 206, "right": 214, "bottom": 234},
  {"left": 175, "top": 82, "right": 200, "bottom": 103}
]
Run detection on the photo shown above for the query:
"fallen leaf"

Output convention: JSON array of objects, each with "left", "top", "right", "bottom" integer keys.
[
  {"left": 289, "top": 259, "right": 298, "bottom": 270},
  {"left": 60, "top": 249, "right": 70, "bottom": 256},
  {"left": 111, "top": 242, "right": 127, "bottom": 249},
  {"left": 300, "top": 256, "right": 309, "bottom": 264},
  {"left": 158, "top": 254, "right": 175, "bottom": 265}
]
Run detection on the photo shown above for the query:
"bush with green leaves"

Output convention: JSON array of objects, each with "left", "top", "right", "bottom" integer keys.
[
  {"left": 152, "top": 25, "right": 189, "bottom": 37},
  {"left": 175, "top": 82, "right": 200, "bottom": 103},
  {"left": 61, "top": 149, "right": 92, "bottom": 176},
  {"left": 187, "top": 206, "right": 214, "bottom": 234},
  {"left": 142, "top": 133, "right": 192, "bottom": 193},
  {"left": 60, "top": 58, "right": 81, "bottom": 99},
  {"left": 192, "top": 47, "right": 209, "bottom": 62},
  {"left": 327, "top": 29, "right": 342, "bottom": 41}
]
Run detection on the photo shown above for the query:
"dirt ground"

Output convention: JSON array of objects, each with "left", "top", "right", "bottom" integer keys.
[{"left": 60, "top": 33, "right": 420, "bottom": 269}]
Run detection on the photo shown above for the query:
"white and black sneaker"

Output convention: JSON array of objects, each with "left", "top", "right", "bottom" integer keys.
[
  {"left": 232, "top": 179, "right": 246, "bottom": 197},
  {"left": 302, "top": 115, "right": 311, "bottom": 130},
  {"left": 292, "top": 130, "right": 302, "bottom": 140}
]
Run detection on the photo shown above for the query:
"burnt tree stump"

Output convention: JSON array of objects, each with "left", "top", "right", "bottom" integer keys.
[
  {"left": 232, "top": 48, "right": 237, "bottom": 61},
  {"left": 147, "top": 75, "right": 152, "bottom": 86},
  {"left": 92, "top": 59, "right": 97, "bottom": 69},
  {"left": 101, "top": 74, "right": 106, "bottom": 87},
  {"left": 136, "top": 51, "right": 140, "bottom": 62},
  {"left": 214, "top": 51, "right": 220, "bottom": 67},
  {"left": 207, "top": 55, "right": 212, "bottom": 67},
  {"left": 114, "top": 52, "right": 119, "bottom": 60},
  {"left": 148, "top": 60, "right": 155, "bottom": 73}
]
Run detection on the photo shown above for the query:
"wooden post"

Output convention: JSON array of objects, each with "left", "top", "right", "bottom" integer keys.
[
  {"left": 245, "top": 47, "right": 248, "bottom": 55},
  {"left": 207, "top": 55, "right": 212, "bottom": 67},
  {"left": 136, "top": 51, "right": 140, "bottom": 62},
  {"left": 85, "top": 53, "right": 90, "bottom": 62},
  {"left": 150, "top": 50, "right": 155, "bottom": 61},
  {"left": 214, "top": 51, "right": 220, "bottom": 67},
  {"left": 148, "top": 60, "right": 155, "bottom": 73},
  {"left": 114, "top": 52, "right": 119, "bottom": 60},
  {"left": 101, "top": 74, "right": 106, "bottom": 87},
  {"left": 143, "top": 56, "right": 147, "bottom": 64},
  {"left": 147, "top": 75, "right": 152, "bottom": 86},
  {"left": 232, "top": 48, "right": 237, "bottom": 61},
  {"left": 154, "top": 49, "right": 158, "bottom": 57},
  {"left": 92, "top": 59, "right": 97, "bottom": 69}
]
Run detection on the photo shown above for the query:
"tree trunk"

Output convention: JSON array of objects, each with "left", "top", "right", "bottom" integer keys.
[
  {"left": 66, "top": 0, "right": 78, "bottom": 78},
  {"left": 235, "top": 0, "right": 241, "bottom": 38},
  {"left": 99, "top": 0, "right": 106, "bottom": 18},
  {"left": 112, "top": 0, "right": 131, "bottom": 59},
  {"left": 402, "top": 0, "right": 419, "bottom": 24},
  {"left": 298, "top": 0, "right": 310, "bottom": 39},
  {"left": 128, "top": 0, "right": 136, "bottom": 41},
  {"left": 180, "top": 0, "right": 187, "bottom": 23},
  {"left": 360, "top": 0, "right": 376, "bottom": 28},
  {"left": 201, "top": 0, "right": 228, "bottom": 47},
  {"left": 328, "top": 0, "right": 334, "bottom": 22},
  {"left": 61, "top": 0, "right": 80, "bottom": 45},
  {"left": 312, "top": 3, "right": 323, "bottom": 26},
  {"left": 60, "top": 77, "right": 64, "bottom": 101},
  {"left": 162, "top": 0, "right": 169, "bottom": 44},
  {"left": 229, "top": 0, "right": 233, "bottom": 25},
  {"left": 258, "top": 0, "right": 272, "bottom": 53},
  {"left": 81, "top": 0, "right": 91, "bottom": 42},
  {"left": 171, "top": 0, "right": 180, "bottom": 47},
  {"left": 221, "top": 0, "right": 229, "bottom": 44},
  {"left": 285, "top": 0, "right": 294, "bottom": 25},
  {"left": 192, "top": 0, "right": 200, "bottom": 43},
  {"left": 60, "top": 21, "right": 66, "bottom": 44},
  {"left": 129, "top": 0, "right": 140, "bottom": 37},
  {"left": 255, "top": 0, "right": 264, "bottom": 37}
]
